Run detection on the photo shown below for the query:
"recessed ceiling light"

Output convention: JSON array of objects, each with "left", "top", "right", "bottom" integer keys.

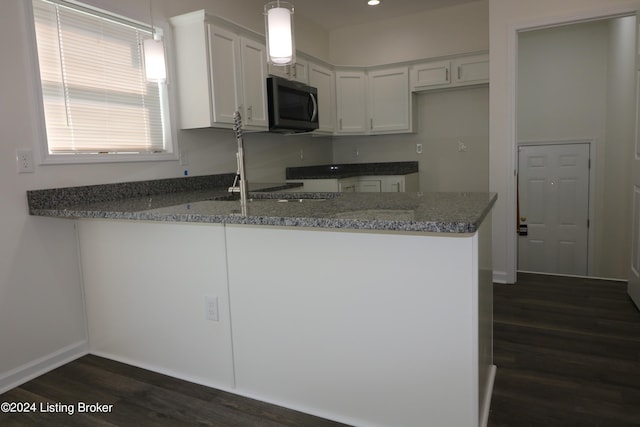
[{"left": 368, "top": 0, "right": 381, "bottom": 5}]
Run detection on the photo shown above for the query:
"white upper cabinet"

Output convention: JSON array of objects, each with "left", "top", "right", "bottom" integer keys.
[
  {"left": 335, "top": 66, "right": 413, "bottom": 136},
  {"left": 269, "top": 59, "right": 309, "bottom": 84},
  {"left": 335, "top": 70, "right": 367, "bottom": 134},
  {"left": 308, "top": 61, "right": 335, "bottom": 134},
  {"left": 410, "top": 53, "right": 488, "bottom": 92},
  {"left": 368, "top": 66, "right": 412, "bottom": 134},
  {"left": 207, "top": 24, "right": 242, "bottom": 127},
  {"left": 239, "top": 37, "right": 268, "bottom": 129},
  {"left": 452, "top": 54, "right": 490, "bottom": 85},
  {"left": 170, "top": 10, "right": 488, "bottom": 136},
  {"left": 170, "top": 11, "right": 268, "bottom": 131},
  {"left": 410, "top": 60, "right": 451, "bottom": 91}
]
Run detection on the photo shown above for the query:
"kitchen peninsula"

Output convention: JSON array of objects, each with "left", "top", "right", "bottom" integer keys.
[{"left": 28, "top": 173, "right": 496, "bottom": 427}]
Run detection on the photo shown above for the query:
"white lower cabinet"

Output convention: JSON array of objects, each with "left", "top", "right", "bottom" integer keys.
[
  {"left": 289, "top": 173, "right": 418, "bottom": 192},
  {"left": 338, "top": 177, "right": 359, "bottom": 192},
  {"left": 77, "top": 215, "right": 493, "bottom": 427},
  {"left": 358, "top": 179, "right": 382, "bottom": 192},
  {"left": 77, "top": 220, "right": 235, "bottom": 389},
  {"left": 224, "top": 223, "right": 493, "bottom": 427}
]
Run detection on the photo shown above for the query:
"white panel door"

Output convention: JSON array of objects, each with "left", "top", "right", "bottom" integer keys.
[
  {"left": 518, "top": 143, "right": 590, "bottom": 275},
  {"left": 628, "top": 13, "right": 640, "bottom": 310}
]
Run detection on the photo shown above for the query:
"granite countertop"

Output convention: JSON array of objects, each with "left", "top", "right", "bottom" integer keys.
[
  {"left": 286, "top": 161, "right": 419, "bottom": 180},
  {"left": 27, "top": 174, "right": 496, "bottom": 234}
]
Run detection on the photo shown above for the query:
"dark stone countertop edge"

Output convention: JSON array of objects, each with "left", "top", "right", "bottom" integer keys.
[
  {"left": 26, "top": 172, "right": 496, "bottom": 235},
  {"left": 28, "top": 207, "right": 491, "bottom": 234},
  {"left": 286, "top": 161, "right": 419, "bottom": 180},
  {"left": 29, "top": 193, "right": 497, "bottom": 235}
]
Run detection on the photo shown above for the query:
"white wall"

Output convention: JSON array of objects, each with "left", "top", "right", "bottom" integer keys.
[
  {"left": 604, "top": 16, "right": 635, "bottom": 279},
  {"left": 328, "top": 0, "right": 490, "bottom": 193},
  {"left": 0, "top": 0, "right": 332, "bottom": 392},
  {"left": 517, "top": 18, "right": 635, "bottom": 280},
  {"left": 489, "top": 0, "right": 640, "bottom": 283},
  {"left": 333, "top": 86, "right": 489, "bottom": 193},
  {"left": 329, "top": 0, "right": 489, "bottom": 67}
]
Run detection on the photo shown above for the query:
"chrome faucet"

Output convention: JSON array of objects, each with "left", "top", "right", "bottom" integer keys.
[{"left": 228, "top": 111, "right": 248, "bottom": 215}]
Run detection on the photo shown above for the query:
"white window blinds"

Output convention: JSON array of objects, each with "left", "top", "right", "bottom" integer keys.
[{"left": 32, "top": 0, "right": 166, "bottom": 154}]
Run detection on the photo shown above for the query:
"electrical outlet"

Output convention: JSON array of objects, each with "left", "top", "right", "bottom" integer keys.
[
  {"left": 205, "top": 296, "right": 219, "bottom": 321},
  {"left": 16, "top": 149, "right": 35, "bottom": 173},
  {"left": 416, "top": 143, "right": 423, "bottom": 154}
]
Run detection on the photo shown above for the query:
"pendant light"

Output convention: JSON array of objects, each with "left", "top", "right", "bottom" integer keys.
[
  {"left": 143, "top": 0, "right": 167, "bottom": 83},
  {"left": 264, "top": 1, "right": 295, "bottom": 66}
]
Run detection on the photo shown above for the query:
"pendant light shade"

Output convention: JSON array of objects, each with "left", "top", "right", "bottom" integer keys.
[
  {"left": 264, "top": 1, "right": 295, "bottom": 66},
  {"left": 143, "top": 37, "right": 167, "bottom": 83}
]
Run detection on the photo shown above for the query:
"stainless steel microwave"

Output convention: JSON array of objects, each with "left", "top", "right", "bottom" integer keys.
[{"left": 266, "top": 75, "right": 319, "bottom": 133}]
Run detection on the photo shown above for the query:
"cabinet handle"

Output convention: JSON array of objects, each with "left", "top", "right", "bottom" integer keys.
[
  {"left": 339, "top": 118, "right": 343, "bottom": 130},
  {"left": 370, "top": 118, "right": 373, "bottom": 130},
  {"left": 247, "top": 105, "right": 252, "bottom": 121},
  {"left": 446, "top": 68, "right": 449, "bottom": 82},
  {"left": 458, "top": 65, "right": 461, "bottom": 80}
]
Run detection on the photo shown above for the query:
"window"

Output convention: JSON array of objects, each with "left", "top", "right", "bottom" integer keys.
[{"left": 31, "top": 0, "right": 173, "bottom": 162}]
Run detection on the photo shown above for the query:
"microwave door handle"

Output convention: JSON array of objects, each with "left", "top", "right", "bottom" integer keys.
[{"left": 309, "top": 93, "right": 318, "bottom": 122}]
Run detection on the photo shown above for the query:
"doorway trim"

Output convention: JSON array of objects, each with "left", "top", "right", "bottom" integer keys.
[
  {"left": 517, "top": 139, "right": 596, "bottom": 276},
  {"left": 503, "top": 5, "right": 638, "bottom": 283}
]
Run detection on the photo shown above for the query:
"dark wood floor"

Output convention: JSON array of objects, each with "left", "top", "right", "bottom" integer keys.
[
  {"left": 0, "top": 354, "right": 346, "bottom": 427},
  {"left": 489, "top": 273, "right": 640, "bottom": 427},
  {"left": 1, "top": 273, "right": 639, "bottom": 426}
]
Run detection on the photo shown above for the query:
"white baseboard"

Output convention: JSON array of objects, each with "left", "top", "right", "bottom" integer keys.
[
  {"left": 480, "top": 364, "right": 497, "bottom": 427},
  {"left": 493, "top": 270, "right": 510, "bottom": 283},
  {"left": 0, "top": 341, "right": 88, "bottom": 394}
]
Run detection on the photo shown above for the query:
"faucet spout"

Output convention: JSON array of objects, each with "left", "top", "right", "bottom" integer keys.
[{"left": 228, "top": 111, "right": 248, "bottom": 215}]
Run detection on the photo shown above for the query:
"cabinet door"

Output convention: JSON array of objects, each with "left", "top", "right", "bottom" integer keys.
[
  {"left": 410, "top": 60, "right": 450, "bottom": 91},
  {"left": 267, "top": 60, "right": 308, "bottom": 84},
  {"left": 291, "top": 59, "right": 308, "bottom": 84},
  {"left": 358, "top": 179, "right": 382, "bottom": 192},
  {"left": 308, "top": 62, "right": 335, "bottom": 133},
  {"left": 368, "top": 67, "right": 410, "bottom": 133},
  {"left": 338, "top": 178, "right": 359, "bottom": 192},
  {"left": 452, "top": 54, "right": 489, "bottom": 85},
  {"left": 335, "top": 71, "right": 367, "bottom": 134},
  {"left": 240, "top": 37, "right": 268, "bottom": 129},
  {"left": 267, "top": 63, "right": 290, "bottom": 80},
  {"left": 381, "top": 176, "right": 404, "bottom": 192},
  {"left": 208, "top": 24, "right": 242, "bottom": 126}
]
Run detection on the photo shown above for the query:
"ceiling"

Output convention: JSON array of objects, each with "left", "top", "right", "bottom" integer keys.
[{"left": 290, "top": 0, "right": 479, "bottom": 31}]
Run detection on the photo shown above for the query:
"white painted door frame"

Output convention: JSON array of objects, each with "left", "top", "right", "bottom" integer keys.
[
  {"left": 503, "top": 5, "right": 638, "bottom": 284},
  {"left": 517, "top": 139, "right": 596, "bottom": 277},
  {"left": 627, "top": 10, "right": 640, "bottom": 310}
]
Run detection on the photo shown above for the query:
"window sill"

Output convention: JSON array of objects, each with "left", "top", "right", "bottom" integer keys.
[{"left": 39, "top": 152, "right": 179, "bottom": 165}]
